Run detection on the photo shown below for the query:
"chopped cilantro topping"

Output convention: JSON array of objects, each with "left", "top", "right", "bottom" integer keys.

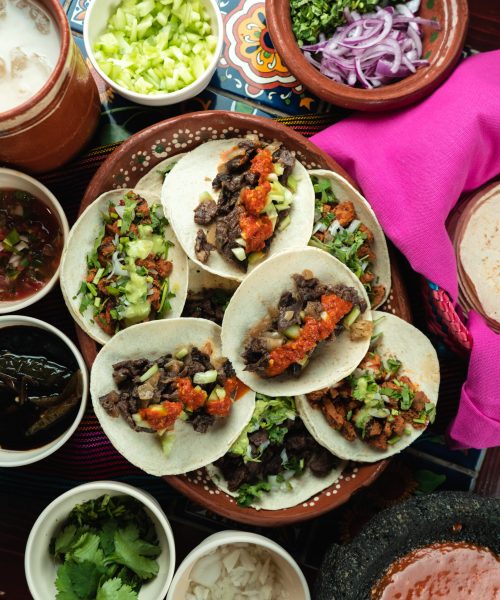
[{"left": 236, "top": 481, "right": 272, "bottom": 507}]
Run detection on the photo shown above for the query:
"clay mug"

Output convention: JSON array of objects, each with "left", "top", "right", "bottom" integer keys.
[{"left": 0, "top": 0, "right": 101, "bottom": 173}]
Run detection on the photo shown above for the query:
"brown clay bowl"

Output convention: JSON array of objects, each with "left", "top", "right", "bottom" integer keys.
[
  {"left": 78, "top": 110, "right": 415, "bottom": 526},
  {"left": 266, "top": 0, "right": 469, "bottom": 112}
]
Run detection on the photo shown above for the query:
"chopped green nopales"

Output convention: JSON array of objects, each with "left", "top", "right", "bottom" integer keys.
[{"left": 93, "top": 0, "right": 217, "bottom": 95}]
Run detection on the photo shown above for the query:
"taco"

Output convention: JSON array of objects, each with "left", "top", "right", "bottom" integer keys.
[
  {"left": 308, "top": 169, "right": 391, "bottom": 308},
  {"left": 295, "top": 311, "right": 439, "bottom": 462},
  {"left": 457, "top": 183, "right": 500, "bottom": 331},
  {"left": 136, "top": 154, "right": 185, "bottom": 196},
  {"left": 221, "top": 248, "right": 372, "bottom": 397},
  {"left": 162, "top": 135, "right": 315, "bottom": 281},
  {"left": 91, "top": 318, "right": 256, "bottom": 476},
  {"left": 60, "top": 189, "right": 188, "bottom": 345},
  {"left": 206, "top": 393, "right": 345, "bottom": 510}
]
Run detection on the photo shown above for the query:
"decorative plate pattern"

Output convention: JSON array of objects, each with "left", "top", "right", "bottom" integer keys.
[{"left": 78, "top": 110, "right": 416, "bottom": 526}]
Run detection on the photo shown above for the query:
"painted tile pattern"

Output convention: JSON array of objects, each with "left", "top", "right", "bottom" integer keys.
[
  {"left": 212, "top": 0, "right": 319, "bottom": 113},
  {"left": 68, "top": 0, "right": 321, "bottom": 113},
  {"left": 68, "top": 0, "right": 89, "bottom": 31}
]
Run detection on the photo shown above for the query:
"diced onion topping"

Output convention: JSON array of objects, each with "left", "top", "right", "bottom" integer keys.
[
  {"left": 186, "top": 543, "right": 290, "bottom": 600},
  {"left": 301, "top": 2, "right": 440, "bottom": 88}
]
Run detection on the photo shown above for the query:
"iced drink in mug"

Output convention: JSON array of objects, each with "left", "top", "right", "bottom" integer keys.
[{"left": 0, "top": 0, "right": 100, "bottom": 173}]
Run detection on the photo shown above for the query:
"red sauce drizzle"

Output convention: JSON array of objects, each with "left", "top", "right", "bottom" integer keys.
[
  {"left": 207, "top": 377, "right": 248, "bottom": 417},
  {"left": 139, "top": 401, "right": 182, "bottom": 431},
  {"left": 239, "top": 213, "right": 274, "bottom": 253},
  {"left": 239, "top": 149, "right": 275, "bottom": 252},
  {"left": 176, "top": 377, "right": 207, "bottom": 411},
  {"left": 140, "top": 376, "right": 248, "bottom": 428},
  {"left": 242, "top": 180, "right": 272, "bottom": 216},
  {"left": 266, "top": 293, "right": 353, "bottom": 377},
  {"left": 224, "top": 377, "right": 248, "bottom": 401},
  {"left": 372, "top": 542, "right": 500, "bottom": 600}
]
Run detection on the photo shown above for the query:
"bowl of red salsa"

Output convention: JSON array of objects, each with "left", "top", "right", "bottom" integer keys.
[{"left": 0, "top": 168, "right": 69, "bottom": 314}]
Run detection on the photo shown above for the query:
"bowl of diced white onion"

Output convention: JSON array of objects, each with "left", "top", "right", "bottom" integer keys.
[
  {"left": 167, "top": 530, "right": 311, "bottom": 600},
  {"left": 83, "top": 0, "right": 223, "bottom": 106}
]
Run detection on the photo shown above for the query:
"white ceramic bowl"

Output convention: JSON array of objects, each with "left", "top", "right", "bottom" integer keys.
[
  {"left": 0, "top": 315, "right": 88, "bottom": 467},
  {"left": 83, "top": 0, "right": 223, "bottom": 106},
  {"left": 0, "top": 168, "right": 69, "bottom": 314},
  {"left": 167, "top": 530, "right": 311, "bottom": 600},
  {"left": 25, "top": 481, "right": 176, "bottom": 600}
]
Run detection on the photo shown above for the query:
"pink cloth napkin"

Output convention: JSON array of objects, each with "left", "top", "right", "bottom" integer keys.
[{"left": 311, "top": 50, "right": 500, "bottom": 450}]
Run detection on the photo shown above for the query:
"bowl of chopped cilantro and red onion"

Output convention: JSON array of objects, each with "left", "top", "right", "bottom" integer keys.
[{"left": 266, "top": 0, "right": 468, "bottom": 111}]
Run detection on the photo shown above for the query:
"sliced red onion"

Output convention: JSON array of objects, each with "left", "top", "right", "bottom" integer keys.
[
  {"left": 304, "top": 51, "right": 322, "bottom": 69},
  {"left": 337, "top": 10, "right": 392, "bottom": 49},
  {"left": 302, "top": 1, "right": 440, "bottom": 89},
  {"left": 355, "top": 56, "right": 372, "bottom": 88},
  {"left": 406, "top": 23, "right": 423, "bottom": 56}
]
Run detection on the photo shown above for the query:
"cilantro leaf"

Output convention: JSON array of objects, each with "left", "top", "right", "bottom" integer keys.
[
  {"left": 55, "top": 564, "right": 80, "bottom": 600},
  {"left": 99, "top": 520, "right": 118, "bottom": 556},
  {"left": 121, "top": 195, "right": 137, "bottom": 234},
  {"left": 236, "top": 481, "right": 272, "bottom": 507},
  {"left": 283, "top": 456, "right": 305, "bottom": 475},
  {"left": 425, "top": 402, "right": 437, "bottom": 424},
  {"left": 71, "top": 533, "right": 101, "bottom": 564},
  {"left": 112, "top": 525, "right": 160, "bottom": 580},
  {"left": 54, "top": 525, "right": 79, "bottom": 558},
  {"left": 87, "top": 226, "right": 105, "bottom": 269},
  {"left": 385, "top": 358, "right": 402, "bottom": 377},
  {"left": 96, "top": 578, "right": 138, "bottom": 600},
  {"left": 114, "top": 567, "right": 142, "bottom": 593},
  {"left": 400, "top": 385, "right": 413, "bottom": 411},
  {"left": 55, "top": 561, "right": 101, "bottom": 600},
  {"left": 267, "top": 426, "right": 288, "bottom": 445}
]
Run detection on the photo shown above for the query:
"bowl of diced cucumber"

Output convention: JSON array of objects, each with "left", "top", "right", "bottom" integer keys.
[{"left": 83, "top": 0, "right": 223, "bottom": 105}]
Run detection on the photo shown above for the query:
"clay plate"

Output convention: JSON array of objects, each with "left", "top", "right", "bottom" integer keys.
[
  {"left": 266, "top": 0, "right": 469, "bottom": 111},
  {"left": 79, "top": 110, "right": 414, "bottom": 526}
]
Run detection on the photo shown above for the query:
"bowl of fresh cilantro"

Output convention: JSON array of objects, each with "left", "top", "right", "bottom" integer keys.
[{"left": 25, "top": 481, "right": 175, "bottom": 600}]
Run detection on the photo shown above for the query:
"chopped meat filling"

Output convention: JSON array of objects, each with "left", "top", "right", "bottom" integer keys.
[
  {"left": 195, "top": 229, "right": 214, "bottom": 264},
  {"left": 306, "top": 352, "right": 435, "bottom": 451},
  {"left": 242, "top": 272, "right": 368, "bottom": 378},
  {"left": 99, "top": 348, "right": 244, "bottom": 438},
  {"left": 215, "top": 418, "right": 339, "bottom": 493},
  {"left": 194, "top": 136, "right": 296, "bottom": 271}
]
